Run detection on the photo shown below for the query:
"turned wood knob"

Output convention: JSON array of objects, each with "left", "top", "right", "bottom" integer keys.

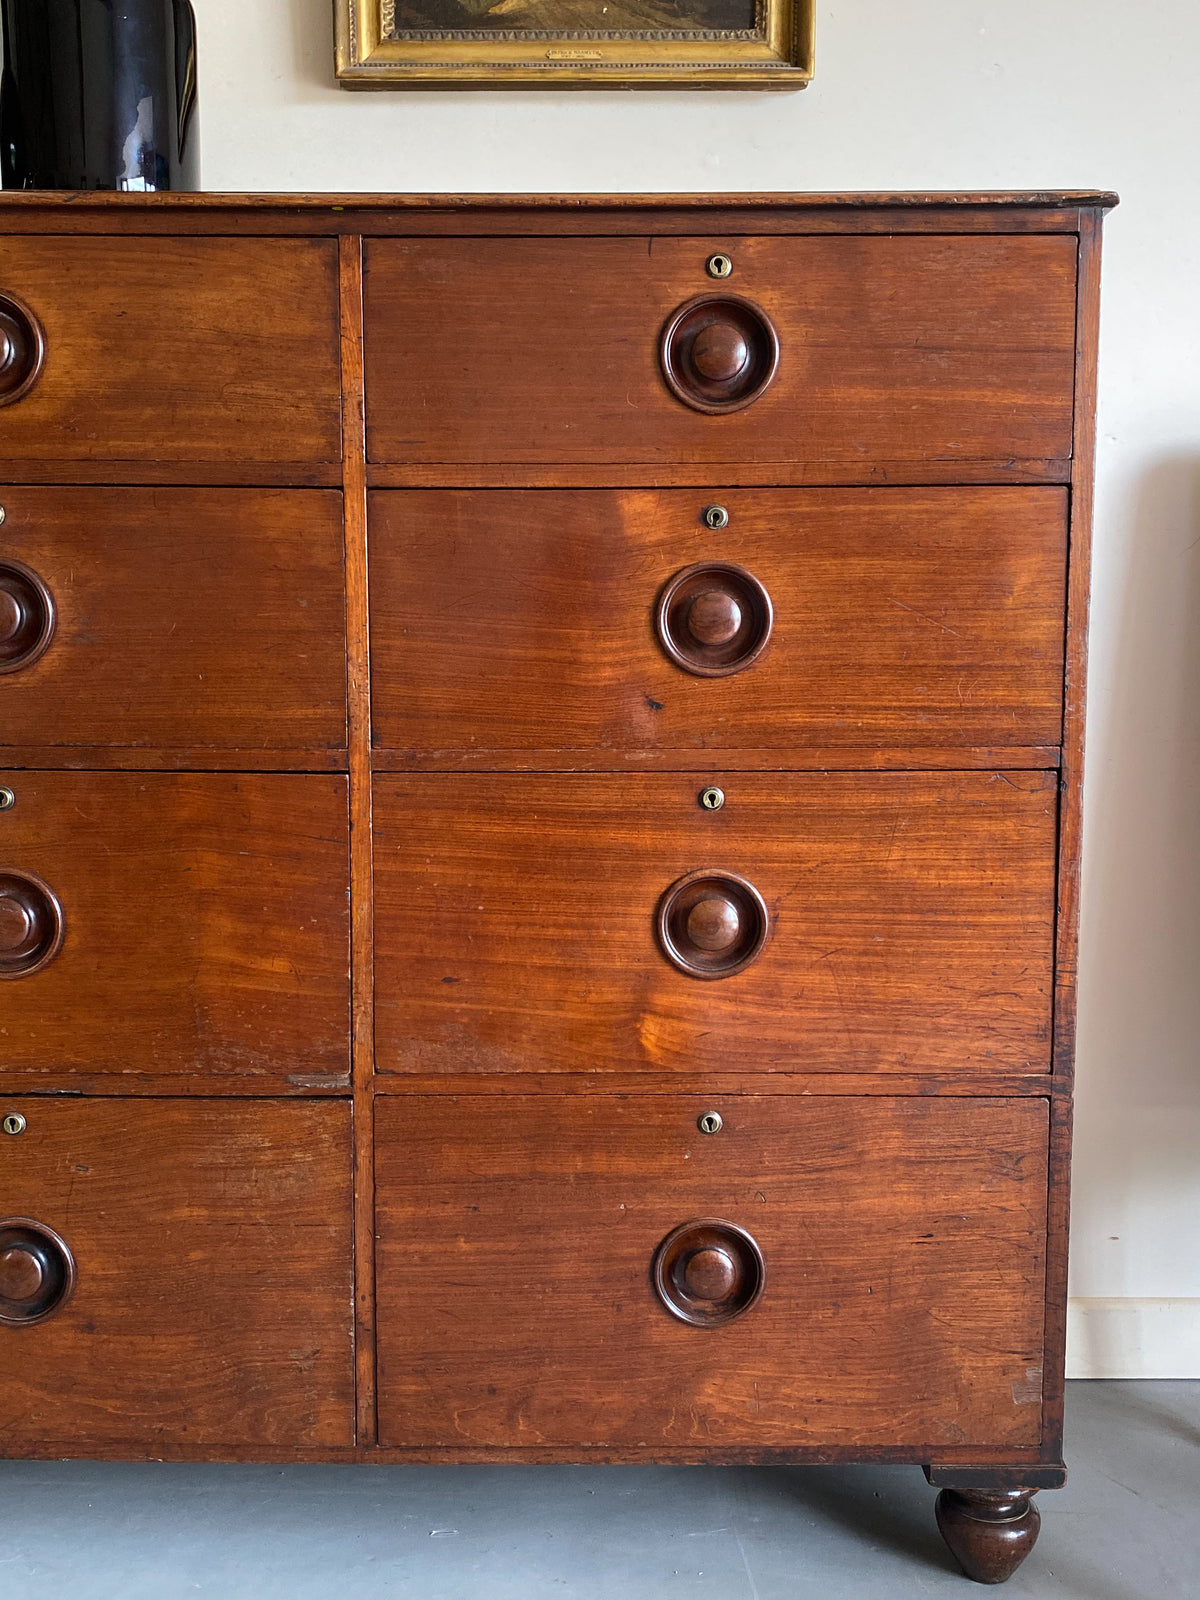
[
  {"left": 0, "top": 873, "right": 64, "bottom": 978},
  {"left": 686, "top": 589, "right": 742, "bottom": 646},
  {"left": 0, "top": 559, "right": 56, "bottom": 674},
  {"left": 0, "top": 1220, "right": 75, "bottom": 1325},
  {"left": 653, "top": 1220, "right": 765, "bottom": 1326},
  {"left": 655, "top": 562, "right": 773, "bottom": 678},
  {"left": 0, "top": 892, "right": 39, "bottom": 955},
  {"left": 686, "top": 895, "right": 741, "bottom": 952},
  {"left": 0, "top": 293, "right": 46, "bottom": 406},
  {"left": 0, "top": 1244, "right": 45, "bottom": 1302},
  {"left": 0, "top": 588, "right": 23, "bottom": 643},
  {"left": 691, "top": 322, "right": 750, "bottom": 383},
  {"left": 660, "top": 294, "right": 779, "bottom": 414},
  {"left": 657, "top": 870, "right": 768, "bottom": 979},
  {"left": 681, "top": 1245, "right": 738, "bottom": 1300}
]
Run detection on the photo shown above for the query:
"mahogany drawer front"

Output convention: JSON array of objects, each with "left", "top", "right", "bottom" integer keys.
[
  {"left": 369, "top": 486, "right": 1068, "bottom": 760},
  {"left": 0, "top": 773, "right": 350, "bottom": 1084},
  {"left": 373, "top": 771, "right": 1056, "bottom": 1079},
  {"left": 0, "top": 488, "right": 347, "bottom": 757},
  {"left": 375, "top": 1094, "right": 1048, "bottom": 1450},
  {"left": 0, "top": 1097, "right": 353, "bottom": 1448},
  {"left": 363, "top": 235, "right": 1077, "bottom": 472},
  {"left": 0, "top": 237, "right": 341, "bottom": 472}
]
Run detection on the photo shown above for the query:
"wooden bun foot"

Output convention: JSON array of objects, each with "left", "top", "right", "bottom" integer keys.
[{"left": 935, "top": 1489, "right": 1041, "bottom": 1584}]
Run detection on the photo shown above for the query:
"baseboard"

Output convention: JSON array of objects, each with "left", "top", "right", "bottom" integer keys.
[{"left": 1066, "top": 1297, "right": 1200, "bottom": 1378}]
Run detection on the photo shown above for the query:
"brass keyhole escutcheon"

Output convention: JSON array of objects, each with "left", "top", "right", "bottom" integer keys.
[
  {"left": 699, "top": 786, "right": 725, "bottom": 812},
  {"left": 702, "top": 504, "right": 729, "bottom": 530},
  {"left": 698, "top": 1111, "right": 723, "bottom": 1135},
  {"left": 2, "top": 1113, "right": 26, "bottom": 1136},
  {"left": 706, "top": 253, "right": 733, "bottom": 280},
  {"left": 0, "top": 788, "right": 14, "bottom": 812}
]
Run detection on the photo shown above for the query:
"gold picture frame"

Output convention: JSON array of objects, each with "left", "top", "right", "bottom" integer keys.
[{"left": 335, "top": 0, "right": 813, "bottom": 87}]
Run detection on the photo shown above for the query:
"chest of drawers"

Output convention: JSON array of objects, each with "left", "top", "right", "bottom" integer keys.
[{"left": 0, "top": 190, "right": 1113, "bottom": 1584}]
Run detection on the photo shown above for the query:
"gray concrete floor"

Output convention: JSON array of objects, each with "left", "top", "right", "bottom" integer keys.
[{"left": 0, "top": 1382, "right": 1195, "bottom": 1599}]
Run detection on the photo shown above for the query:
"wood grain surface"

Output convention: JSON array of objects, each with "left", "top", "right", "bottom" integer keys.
[
  {"left": 373, "top": 771, "right": 1057, "bottom": 1078},
  {"left": 0, "top": 237, "right": 341, "bottom": 470},
  {"left": 375, "top": 1093, "right": 1048, "bottom": 1449},
  {"left": 369, "top": 487, "right": 1068, "bottom": 759},
  {"left": 363, "top": 235, "right": 1077, "bottom": 472},
  {"left": 0, "top": 1097, "right": 354, "bottom": 1447},
  {"left": 0, "top": 773, "right": 350, "bottom": 1085},
  {"left": 338, "top": 234, "right": 380, "bottom": 1446},
  {"left": 0, "top": 194, "right": 1111, "bottom": 1476},
  {"left": 0, "top": 488, "right": 347, "bottom": 756},
  {"left": 367, "top": 460, "right": 1073, "bottom": 491}
]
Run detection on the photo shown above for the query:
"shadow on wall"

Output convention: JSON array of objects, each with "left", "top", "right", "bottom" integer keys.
[{"left": 1071, "top": 452, "right": 1200, "bottom": 1374}]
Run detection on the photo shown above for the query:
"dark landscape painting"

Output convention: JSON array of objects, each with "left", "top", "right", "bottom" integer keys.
[{"left": 387, "top": 0, "right": 759, "bottom": 35}]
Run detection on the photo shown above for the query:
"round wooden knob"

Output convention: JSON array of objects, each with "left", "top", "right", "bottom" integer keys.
[
  {"left": 0, "top": 589, "right": 23, "bottom": 643},
  {"left": 0, "top": 559, "right": 56, "bottom": 675},
  {"left": 653, "top": 1220, "right": 765, "bottom": 1326},
  {"left": 686, "top": 589, "right": 742, "bottom": 647},
  {"left": 681, "top": 1245, "right": 738, "bottom": 1300},
  {"left": 686, "top": 895, "right": 741, "bottom": 952},
  {"left": 0, "top": 293, "right": 46, "bottom": 407},
  {"left": 0, "top": 893, "right": 38, "bottom": 955},
  {"left": 656, "top": 562, "right": 773, "bottom": 678},
  {"left": 0, "top": 873, "right": 64, "bottom": 978},
  {"left": 657, "top": 870, "right": 768, "bottom": 979},
  {"left": 660, "top": 294, "right": 779, "bottom": 414},
  {"left": 0, "top": 1220, "right": 75, "bottom": 1325},
  {"left": 691, "top": 322, "right": 749, "bottom": 383},
  {"left": 0, "top": 1245, "right": 45, "bottom": 1303}
]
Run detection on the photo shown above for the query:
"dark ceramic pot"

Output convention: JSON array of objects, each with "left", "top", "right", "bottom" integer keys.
[{"left": 0, "top": 0, "right": 198, "bottom": 190}]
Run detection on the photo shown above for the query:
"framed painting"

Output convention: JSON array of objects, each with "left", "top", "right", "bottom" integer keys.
[{"left": 335, "top": 0, "right": 814, "bottom": 87}]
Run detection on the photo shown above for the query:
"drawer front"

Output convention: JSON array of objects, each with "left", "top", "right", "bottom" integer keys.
[
  {"left": 375, "top": 1094, "right": 1048, "bottom": 1449},
  {"left": 364, "top": 235, "right": 1077, "bottom": 470},
  {"left": 0, "top": 1097, "right": 353, "bottom": 1448},
  {"left": 373, "top": 771, "right": 1056, "bottom": 1078},
  {"left": 0, "top": 773, "right": 350, "bottom": 1083},
  {"left": 369, "top": 487, "right": 1067, "bottom": 759},
  {"left": 0, "top": 238, "right": 340, "bottom": 470},
  {"left": 0, "top": 488, "right": 347, "bottom": 755}
]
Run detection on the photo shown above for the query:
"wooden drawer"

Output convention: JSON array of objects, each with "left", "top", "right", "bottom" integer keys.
[
  {"left": 375, "top": 1094, "right": 1048, "bottom": 1450},
  {"left": 0, "top": 488, "right": 347, "bottom": 759},
  {"left": 373, "top": 771, "right": 1056, "bottom": 1080},
  {"left": 0, "top": 238, "right": 340, "bottom": 474},
  {"left": 363, "top": 235, "right": 1077, "bottom": 474},
  {"left": 0, "top": 773, "right": 350, "bottom": 1086},
  {"left": 0, "top": 1097, "right": 353, "bottom": 1449},
  {"left": 369, "top": 487, "right": 1067, "bottom": 762}
]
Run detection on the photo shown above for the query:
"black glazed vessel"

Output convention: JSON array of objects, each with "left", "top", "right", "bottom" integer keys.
[{"left": 1, "top": 0, "right": 197, "bottom": 190}]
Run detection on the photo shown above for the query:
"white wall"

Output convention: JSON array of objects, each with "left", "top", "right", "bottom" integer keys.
[{"left": 195, "top": 0, "right": 1200, "bottom": 1377}]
